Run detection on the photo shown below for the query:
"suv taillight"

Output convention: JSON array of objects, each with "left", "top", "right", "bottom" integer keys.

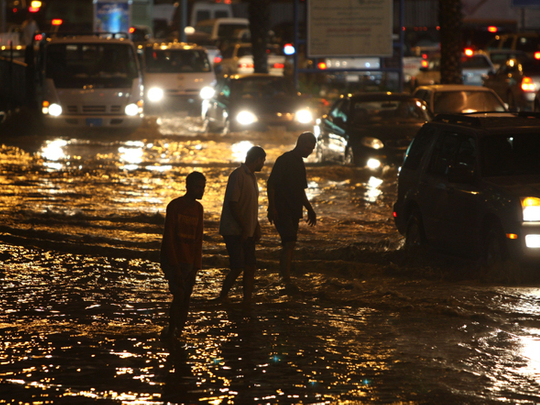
[{"left": 521, "top": 77, "right": 536, "bottom": 92}]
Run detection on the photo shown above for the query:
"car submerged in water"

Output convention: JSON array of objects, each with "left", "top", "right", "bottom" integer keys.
[
  {"left": 393, "top": 112, "right": 540, "bottom": 271},
  {"left": 201, "top": 73, "right": 315, "bottom": 134},
  {"left": 313, "top": 92, "right": 433, "bottom": 170}
]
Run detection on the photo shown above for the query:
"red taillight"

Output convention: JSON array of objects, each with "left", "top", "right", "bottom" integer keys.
[
  {"left": 464, "top": 48, "right": 474, "bottom": 57},
  {"left": 52, "top": 19, "right": 63, "bottom": 26},
  {"left": 34, "top": 33, "right": 43, "bottom": 41},
  {"left": 535, "top": 52, "right": 540, "bottom": 60},
  {"left": 238, "top": 63, "right": 254, "bottom": 69},
  {"left": 214, "top": 56, "right": 222, "bottom": 64},
  {"left": 129, "top": 26, "right": 135, "bottom": 34},
  {"left": 521, "top": 77, "right": 536, "bottom": 92},
  {"left": 421, "top": 60, "right": 428, "bottom": 68},
  {"left": 273, "top": 63, "right": 284, "bottom": 69},
  {"left": 488, "top": 26, "right": 498, "bottom": 33},
  {"left": 317, "top": 61, "right": 327, "bottom": 70}
]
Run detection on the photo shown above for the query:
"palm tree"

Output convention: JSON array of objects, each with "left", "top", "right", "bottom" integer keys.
[
  {"left": 249, "top": 0, "right": 270, "bottom": 74},
  {"left": 439, "top": 0, "right": 463, "bottom": 84}
]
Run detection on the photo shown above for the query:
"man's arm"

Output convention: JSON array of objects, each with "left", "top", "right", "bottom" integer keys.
[
  {"left": 302, "top": 190, "right": 316, "bottom": 226},
  {"left": 267, "top": 182, "right": 277, "bottom": 225}
]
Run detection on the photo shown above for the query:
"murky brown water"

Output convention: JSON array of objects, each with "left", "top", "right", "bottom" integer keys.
[{"left": 2, "top": 113, "right": 540, "bottom": 404}]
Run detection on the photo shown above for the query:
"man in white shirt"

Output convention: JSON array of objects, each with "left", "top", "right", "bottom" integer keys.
[
  {"left": 217, "top": 146, "right": 266, "bottom": 306},
  {"left": 21, "top": 12, "right": 39, "bottom": 46}
]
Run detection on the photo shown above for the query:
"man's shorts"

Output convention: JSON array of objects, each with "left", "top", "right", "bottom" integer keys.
[
  {"left": 274, "top": 215, "right": 300, "bottom": 244},
  {"left": 161, "top": 262, "right": 195, "bottom": 296},
  {"left": 223, "top": 235, "right": 256, "bottom": 269}
]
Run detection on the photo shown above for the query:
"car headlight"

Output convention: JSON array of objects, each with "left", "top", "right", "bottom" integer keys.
[
  {"left": 361, "top": 136, "right": 384, "bottom": 150},
  {"left": 236, "top": 110, "right": 257, "bottom": 126},
  {"left": 295, "top": 109, "right": 313, "bottom": 124},
  {"left": 200, "top": 86, "right": 215, "bottom": 100},
  {"left": 125, "top": 103, "right": 139, "bottom": 116},
  {"left": 147, "top": 87, "right": 164, "bottom": 102},
  {"left": 522, "top": 197, "right": 540, "bottom": 221},
  {"left": 48, "top": 103, "right": 62, "bottom": 117}
]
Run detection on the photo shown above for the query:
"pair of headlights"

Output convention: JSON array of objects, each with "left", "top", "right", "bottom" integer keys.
[
  {"left": 236, "top": 109, "right": 313, "bottom": 126},
  {"left": 147, "top": 86, "right": 216, "bottom": 102},
  {"left": 42, "top": 102, "right": 142, "bottom": 117}
]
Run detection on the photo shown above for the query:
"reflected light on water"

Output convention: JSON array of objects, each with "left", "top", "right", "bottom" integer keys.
[
  {"left": 365, "top": 176, "right": 383, "bottom": 203},
  {"left": 119, "top": 145, "right": 144, "bottom": 165},
  {"left": 231, "top": 141, "right": 254, "bottom": 162},
  {"left": 41, "top": 139, "right": 68, "bottom": 161},
  {"left": 520, "top": 334, "right": 540, "bottom": 373}
]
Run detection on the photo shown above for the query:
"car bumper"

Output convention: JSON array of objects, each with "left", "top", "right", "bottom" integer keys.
[
  {"left": 145, "top": 94, "right": 203, "bottom": 113},
  {"left": 507, "top": 222, "right": 540, "bottom": 261},
  {"left": 43, "top": 115, "right": 142, "bottom": 128}
]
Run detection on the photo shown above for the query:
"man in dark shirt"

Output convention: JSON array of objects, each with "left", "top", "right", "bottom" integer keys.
[{"left": 267, "top": 132, "right": 317, "bottom": 282}]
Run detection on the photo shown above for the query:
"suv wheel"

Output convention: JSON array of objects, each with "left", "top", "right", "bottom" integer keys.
[
  {"left": 480, "top": 222, "right": 511, "bottom": 280},
  {"left": 404, "top": 210, "right": 426, "bottom": 263}
]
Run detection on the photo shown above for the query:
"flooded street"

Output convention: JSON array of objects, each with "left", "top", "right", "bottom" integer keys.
[{"left": 2, "top": 113, "right": 540, "bottom": 404}]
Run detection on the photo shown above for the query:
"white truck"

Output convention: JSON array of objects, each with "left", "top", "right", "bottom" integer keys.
[{"left": 37, "top": 32, "right": 144, "bottom": 129}]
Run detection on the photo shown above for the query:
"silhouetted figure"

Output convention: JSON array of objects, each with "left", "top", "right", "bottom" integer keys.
[
  {"left": 267, "top": 132, "right": 317, "bottom": 282},
  {"left": 217, "top": 146, "right": 266, "bottom": 306},
  {"left": 160, "top": 171, "right": 206, "bottom": 341}
]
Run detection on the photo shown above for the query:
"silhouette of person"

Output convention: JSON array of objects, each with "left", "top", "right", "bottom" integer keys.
[
  {"left": 160, "top": 171, "right": 206, "bottom": 341},
  {"left": 20, "top": 11, "right": 38, "bottom": 46},
  {"left": 267, "top": 132, "right": 317, "bottom": 282},
  {"left": 217, "top": 146, "right": 266, "bottom": 306}
]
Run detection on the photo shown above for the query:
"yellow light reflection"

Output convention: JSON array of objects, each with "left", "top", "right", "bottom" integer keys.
[
  {"left": 520, "top": 335, "right": 540, "bottom": 373},
  {"left": 365, "top": 176, "right": 383, "bottom": 203},
  {"left": 231, "top": 141, "right": 254, "bottom": 162},
  {"left": 41, "top": 139, "right": 68, "bottom": 161}
]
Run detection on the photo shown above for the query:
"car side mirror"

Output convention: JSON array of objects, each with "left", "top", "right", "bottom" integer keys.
[{"left": 448, "top": 165, "right": 475, "bottom": 184}]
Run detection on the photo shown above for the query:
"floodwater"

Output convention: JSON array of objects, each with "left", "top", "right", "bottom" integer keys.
[{"left": 2, "top": 113, "right": 540, "bottom": 404}]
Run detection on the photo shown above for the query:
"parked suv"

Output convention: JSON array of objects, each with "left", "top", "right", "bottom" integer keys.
[{"left": 393, "top": 112, "right": 540, "bottom": 269}]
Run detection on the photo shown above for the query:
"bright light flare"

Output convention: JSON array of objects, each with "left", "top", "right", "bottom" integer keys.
[
  {"left": 48, "top": 103, "right": 62, "bottom": 116},
  {"left": 295, "top": 109, "right": 313, "bottom": 124},
  {"left": 236, "top": 111, "right": 257, "bottom": 126},
  {"left": 147, "top": 87, "right": 164, "bottom": 102},
  {"left": 522, "top": 197, "right": 540, "bottom": 221},
  {"left": 200, "top": 86, "right": 215, "bottom": 100},
  {"left": 367, "top": 158, "right": 381, "bottom": 170}
]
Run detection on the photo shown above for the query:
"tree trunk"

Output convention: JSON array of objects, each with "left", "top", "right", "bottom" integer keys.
[
  {"left": 439, "top": 0, "right": 463, "bottom": 84},
  {"left": 249, "top": 0, "right": 270, "bottom": 74}
]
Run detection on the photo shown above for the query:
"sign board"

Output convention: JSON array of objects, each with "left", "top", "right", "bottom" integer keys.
[
  {"left": 94, "top": 1, "right": 131, "bottom": 33},
  {"left": 307, "top": 0, "right": 393, "bottom": 58}
]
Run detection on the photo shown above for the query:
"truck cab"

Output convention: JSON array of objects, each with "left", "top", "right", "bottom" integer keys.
[{"left": 37, "top": 33, "right": 144, "bottom": 129}]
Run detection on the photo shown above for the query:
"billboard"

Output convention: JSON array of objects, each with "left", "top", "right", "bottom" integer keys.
[
  {"left": 307, "top": 0, "right": 393, "bottom": 58},
  {"left": 94, "top": 1, "right": 131, "bottom": 33}
]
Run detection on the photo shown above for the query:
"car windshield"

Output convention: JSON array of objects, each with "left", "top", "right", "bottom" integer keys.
[
  {"left": 144, "top": 49, "right": 211, "bottom": 73},
  {"left": 45, "top": 43, "right": 139, "bottom": 88},
  {"left": 433, "top": 91, "right": 506, "bottom": 113},
  {"left": 231, "top": 77, "right": 295, "bottom": 97},
  {"left": 481, "top": 133, "right": 540, "bottom": 176},
  {"left": 351, "top": 99, "right": 431, "bottom": 123}
]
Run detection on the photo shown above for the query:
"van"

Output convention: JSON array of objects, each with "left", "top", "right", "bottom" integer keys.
[
  {"left": 38, "top": 33, "right": 143, "bottom": 129},
  {"left": 140, "top": 41, "right": 215, "bottom": 115},
  {"left": 190, "top": 2, "right": 233, "bottom": 26},
  {"left": 194, "top": 18, "right": 250, "bottom": 42}
]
